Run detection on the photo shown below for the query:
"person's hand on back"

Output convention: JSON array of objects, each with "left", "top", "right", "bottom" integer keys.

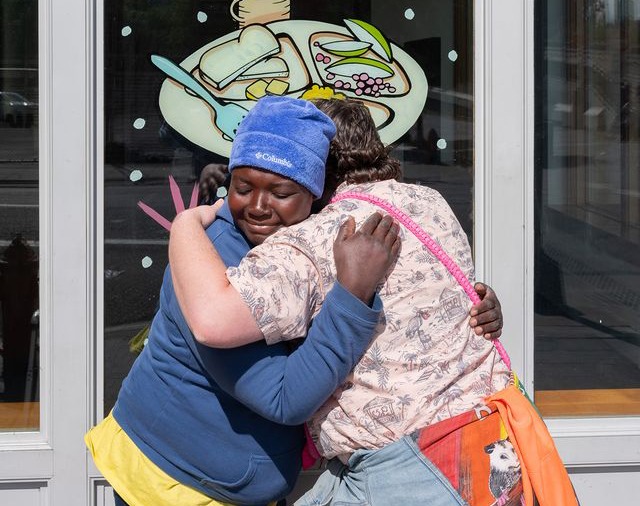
[
  {"left": 333, "top": 212, "right": 400, "bottom": 306},
  {"left": 470, "top": 282, "right": 503, "bottom": 340}
]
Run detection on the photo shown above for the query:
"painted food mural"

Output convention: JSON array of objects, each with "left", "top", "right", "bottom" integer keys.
[{"left": 156, "top": 19, "right": 428, "bottom": 157}]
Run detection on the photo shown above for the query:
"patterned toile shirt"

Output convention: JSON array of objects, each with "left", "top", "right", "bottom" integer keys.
[{"left": 227, "top": 179, "right": 511, "bottom": 460}]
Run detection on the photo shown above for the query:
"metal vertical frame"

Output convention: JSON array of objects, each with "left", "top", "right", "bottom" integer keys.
[{"left": 475, "top": 0, "right": 532, "bottom": 384}]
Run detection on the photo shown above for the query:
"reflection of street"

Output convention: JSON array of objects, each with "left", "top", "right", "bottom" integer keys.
[
  {"left": 536, "top": 134, "right": 640, "bottom": 391},
  {"left": 0, "top": 91, "right": 37, "bottom": 128},
  {"left": 103, "top": 161, "right": 195, "bottom": 326},
  {"left": 535, "top": 216, "right": 640, "bottom": 390},
  {"left": 537, "top": 29, "right": 640, "bottom": 396},
  {"left": 0, "top": 124, "right": 39, "bottom": 401},
  {"left": 103, "top": 161, "right": 196, "bottom": 412},
  {"left": 0, "top": 123, "right": 38, "bottom": 164},
  {"left": 0, "top": 121, "right": 197, "bottom": 403}
]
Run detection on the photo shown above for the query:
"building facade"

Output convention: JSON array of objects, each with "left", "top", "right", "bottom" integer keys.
[{"left": 0, "top": 1, "right": 638, "bottom": 505}]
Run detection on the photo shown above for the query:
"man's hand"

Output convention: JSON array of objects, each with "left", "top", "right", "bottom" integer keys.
[
  {"left": 173, "top": 200, "right": 222, "bottom": 230},
  {"left": 334, "top": 212, "right": 401, "bottom": 305},
  {"left": 470, "top": 282, "right": 503, "bottom": 340}
]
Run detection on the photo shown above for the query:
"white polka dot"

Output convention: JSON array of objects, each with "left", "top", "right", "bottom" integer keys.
[
  {"left": 129, "top": 169, "right": 143, "bottom": 182},
  {"left": 216, "top": 187, "right": 228, "bottom": 198},
  {"left": 141, "top": 256, "right": 153, "bottom": 268},
  {"left": 133, "top": 118, "right": 146, "bottom": 130},
  {"left": 448, "top": 50, "right": 458, "bottom": 62},
  {"left": 121, "top": 26, "right": 132, "bottom": 37},
  {"left": 436, "top": 138, "right": 447, "bottom": 150},
  {"left": 197, "top": 11, "right": 208, "bottom": 23},
  {"left": 404, "top": 8, "right": 415, "bottom": 20}
]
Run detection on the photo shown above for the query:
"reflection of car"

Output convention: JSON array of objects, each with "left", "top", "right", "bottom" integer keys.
[{"left": 0, "top": 91, "right": 37, "bottom": 127}]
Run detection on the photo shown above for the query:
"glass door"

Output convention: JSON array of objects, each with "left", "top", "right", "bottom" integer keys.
[{"left": 534, "top": 0, "right": 640, "bottom": 418}]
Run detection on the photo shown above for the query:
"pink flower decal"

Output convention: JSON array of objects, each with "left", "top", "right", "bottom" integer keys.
[{"left": 138, "top": 175, "right": 199, "bottom": 231}]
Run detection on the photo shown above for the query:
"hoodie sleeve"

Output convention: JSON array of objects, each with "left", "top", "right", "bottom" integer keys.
[{"left": 195, "top": 282, "right": 382, "bottom": 425}]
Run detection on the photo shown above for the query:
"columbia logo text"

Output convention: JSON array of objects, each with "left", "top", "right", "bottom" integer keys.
[{"left": 254, "top": 152, "right": 292, "bottom": 168}]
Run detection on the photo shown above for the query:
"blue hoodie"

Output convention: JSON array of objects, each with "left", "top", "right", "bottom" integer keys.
[{"left": 113, "top": 202, "right": 382, "bottom": 505}]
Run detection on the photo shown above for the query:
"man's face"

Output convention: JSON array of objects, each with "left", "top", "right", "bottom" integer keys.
[{"left": 228, "top": 167, "right": 314, "bottom": 245}]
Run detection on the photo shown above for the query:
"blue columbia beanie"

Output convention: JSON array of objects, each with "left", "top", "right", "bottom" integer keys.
[{"left": 229, "top": 96, "right": 336, "bottom": 198}]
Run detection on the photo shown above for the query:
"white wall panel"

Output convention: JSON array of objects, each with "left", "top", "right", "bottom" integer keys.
[
  {"left": 569, "top": 468, "right": 640, "bottom": 506},
  {"left": 0, "top": 482, "right": 47, "bottom": 506}
]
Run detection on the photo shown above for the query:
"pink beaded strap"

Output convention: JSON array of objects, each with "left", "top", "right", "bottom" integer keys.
[{"left": 331, "top": 191, "right": 511, "bottom": 370}]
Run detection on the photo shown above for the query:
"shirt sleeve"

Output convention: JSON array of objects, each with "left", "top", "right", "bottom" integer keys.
[
  {"left": 226, "top": 241, "right": 325, "bottom": 344},
  {"left": 194, "top": 282, "right": 382, "bottom": 425}
]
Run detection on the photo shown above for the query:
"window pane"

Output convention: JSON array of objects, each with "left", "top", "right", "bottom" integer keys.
[
  {"left": 535, "top": 0, "right": 640, "bottom": 416},
  {"left": 0, "top": 0, "right": 40, "bottom": 431},
  {"left": 103, "top": 0, "right": 473, "bottom": 415}
]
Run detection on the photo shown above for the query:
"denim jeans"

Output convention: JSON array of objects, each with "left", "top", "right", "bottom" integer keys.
[{"left": 294, "top": 436, "right": 467, "bottom": 506}]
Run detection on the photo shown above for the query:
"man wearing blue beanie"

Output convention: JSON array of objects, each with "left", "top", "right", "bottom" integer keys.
[{"left": 86, "top": 94, "right": 399, "bottom": 506}]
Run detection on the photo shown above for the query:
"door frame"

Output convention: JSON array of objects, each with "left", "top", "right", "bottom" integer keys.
[{"left": 0, "top": 0, "right": 94, "bottom": 505}]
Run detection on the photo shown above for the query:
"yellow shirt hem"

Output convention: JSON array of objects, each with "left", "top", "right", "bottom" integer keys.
[{"left": 85, "top": 412, "right": 242, "bottom": 506}]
